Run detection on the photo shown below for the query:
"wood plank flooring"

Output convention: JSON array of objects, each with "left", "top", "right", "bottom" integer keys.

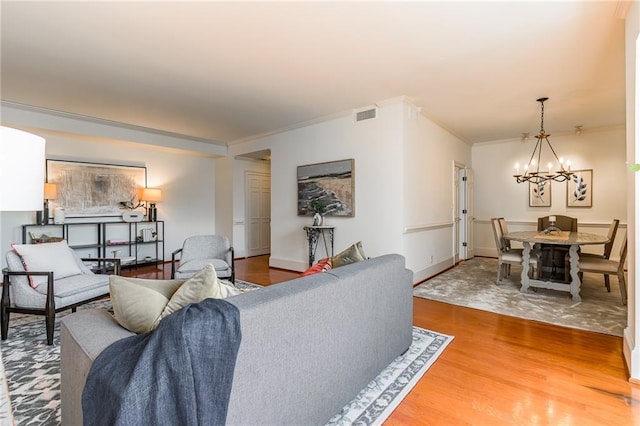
[{"left": 127, "top": 256, "right": 640, "bottom": 425}]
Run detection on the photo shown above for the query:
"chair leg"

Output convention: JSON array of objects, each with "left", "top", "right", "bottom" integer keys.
[
  {"left": 496, "top": 262, "right": 502, "bottom": 284},
  {"left": 604, "top": 275, "right": 611, "bottom": 292},
  {"left": 45, "top": 308, "right": 55, "bottom": 346},
  {"left": 618, "top": 271, "right": 627, "bottom": 306},
  {"left": 1, "top": 274, "right": 10, "bottom": 341}
]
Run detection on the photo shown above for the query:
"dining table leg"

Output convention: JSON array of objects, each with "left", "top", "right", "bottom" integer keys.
[
  {"left": 568, "top": 244, "right": 582, "bottom": 302},
  {"left": 520, "top": 241, "right": 532, "bottom": 294}
]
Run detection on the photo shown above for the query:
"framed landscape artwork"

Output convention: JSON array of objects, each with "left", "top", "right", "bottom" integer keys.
[
  {"left": 297, "top": 159, "right": 354, "bottom": 217},
  {"left": 529, "top": 181, "right": 551, "bottom": 207},
  {"left": 567, "top": 169, "right": 593, "bottom": 207},
  {"left": 46, "top": 159, "right": 147, "bottom": 217}
]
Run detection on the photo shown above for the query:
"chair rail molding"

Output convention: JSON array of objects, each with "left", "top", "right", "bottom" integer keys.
[{"left": 403, "top": 221, "right": 454, "bottom": 234}]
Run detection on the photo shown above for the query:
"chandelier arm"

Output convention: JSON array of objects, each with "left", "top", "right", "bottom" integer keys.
[
  {"left": 525, "top": 139, "right": 542, "bottom": 175},
  {"left": 543, "top": 136, "right": 564, "bottom": 169}
]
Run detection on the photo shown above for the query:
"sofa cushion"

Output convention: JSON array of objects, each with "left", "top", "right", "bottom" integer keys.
[
  {"left": 11, "top": 241, "right": 83, "bottom": 288},
  {"left": 301, "top": 257, "right": 332, "bottom": 276},
  {"left": 332, "top": 241, "right": 367, "bottom": 268},
  {"left": 35, "top": 273, "right": 108, "bottom": 298},
  {"left": 159, "top": 264, "right": 221, "bottom": 320},
  {"left": 110, "top": 264, "right": 222, "bottom": 334}
]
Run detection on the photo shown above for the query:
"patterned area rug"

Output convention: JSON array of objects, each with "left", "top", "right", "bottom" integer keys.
[
  {"left": 414, "top": 257, "right": 627, "bottom": 336},
  {"left": 1, "top": 280, "right": 452, "bottom": 425}
]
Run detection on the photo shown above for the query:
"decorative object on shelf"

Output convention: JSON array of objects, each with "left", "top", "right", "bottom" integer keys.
[
  {"left": 513, "top": 98, "right": 574, "bottom": 184},
  {"left": 122, "top": 210, "right": 144, "bottom": 222},
  {"left": 140, "top": 187, "right": 162, "bottom": 222},
  {"left": 528, "top": 180, "right": 551, "bottom": 207},
  {"left": 46, "top": 159, "right": 146, "bottom": 217},
  {"left": 297, "top": 159, "right": 354, "bottom": 217},
  {"left": 566, "top": 169, "right": 593, "bottom": 208},
  {"left": 36, "top": 183, "right": 58, "bottom": 225},
  {"left": 310, "top": 199, "right": 326, "bottom": 226},
  {"left": 0, "top": 126, "right": 45, "bottom": 212},
  {"left": 53, "top": 206, "right": 65, "bottom": 224}
]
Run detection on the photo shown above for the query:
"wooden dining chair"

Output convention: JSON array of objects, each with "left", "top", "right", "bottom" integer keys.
[
  {"left": 491, "top": 218, "right": 539, "bottom": 284},
  {"left": 578, "top": 233, "right": 627, "bottom": 305},
  {"left": 570, "top": 219, "right": 620, "bottom": 290}
]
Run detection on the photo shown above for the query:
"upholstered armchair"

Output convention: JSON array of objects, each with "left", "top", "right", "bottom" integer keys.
[
  {"left": 171, "top": 235, "right": 234, "bottom": 283},
  {"left": 2, "top": 241, "right": 120, "bottom": 345}
]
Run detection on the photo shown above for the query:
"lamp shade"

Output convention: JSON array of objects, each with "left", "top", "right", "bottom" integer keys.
[
  {"left": 140, "top": 188, "right": 162, "bottom": 203},
  {"left": 0, "top": 126, "right": 46, "bottom": 211},
  {"left": 44, "top": 183, "right": 58, "bottom": 200}
]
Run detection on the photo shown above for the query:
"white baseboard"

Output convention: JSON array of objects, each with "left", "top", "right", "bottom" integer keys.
[
  {"left": 474, "top": 247, "right": 499, "bottom": 258},
  {"left": 269, "top": 256, "right": 307, "bottom": 272},
  {"left": 413, "top": 257, "right": 455, "bottom": 284}
]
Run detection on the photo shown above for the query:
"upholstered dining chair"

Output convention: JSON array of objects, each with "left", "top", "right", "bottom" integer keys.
[
  {"left": 491, "top": 218, "right": 539, "bottom": 284},
  {"left": 171, "top": 235, "right": 235, "bottom": 283},
  {"left": 570, "top": 219, "right": 620, "bottom": 290},
  {"left": 578, "top": 233, "right": 627, "bottom": 305},
  {"left": 537, "top": 215, "right": 578, "bottom": 281},
  {"left": 2, "top": 241, "right": 119, "bottom": 345}
]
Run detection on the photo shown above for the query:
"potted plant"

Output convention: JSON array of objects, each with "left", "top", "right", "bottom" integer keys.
[{"left": 309, "top": 200, "right": 326, "bottom": 226}]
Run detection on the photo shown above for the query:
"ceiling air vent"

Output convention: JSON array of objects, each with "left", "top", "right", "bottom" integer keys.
[{"left": 355, "top": 107, "right": 377, "bottom": 122}]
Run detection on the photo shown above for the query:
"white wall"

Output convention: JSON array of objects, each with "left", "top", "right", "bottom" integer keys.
[
  {"left": 472, "top": 127, "right": 627, "bottom": 258},
  {"left": 230, "top": 101, "right": 407, "bottom": 272},
  {"left": 0, "top": 127, "right": 218, "bottom": 265},
  {"left": 229, "top": 98, "right": 472, "bottom": 279},
  {"left": 625, "top": 0, "right": 639, "bottom": 382},
  {"left": 402, "top": 104, "right": 472, "bottom": 281}
]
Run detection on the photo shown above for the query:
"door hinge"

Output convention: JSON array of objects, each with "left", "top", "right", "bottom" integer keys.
[
  {"left": 462, "top": 209, "right": 467, "bottom": 214},
  {"left": 462, "top": 242, "right": 468, "bottom": 247},
  {"left": 462, "top": 176, "right": 467, "bottom": 181}
]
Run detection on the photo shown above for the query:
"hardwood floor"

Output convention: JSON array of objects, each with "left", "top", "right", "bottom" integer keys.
[{"left": 127, "top": 256, "right": 639, "bottom": 425}]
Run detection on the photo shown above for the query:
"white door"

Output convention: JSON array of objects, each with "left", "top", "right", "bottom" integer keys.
[
  {"left": 456, "top": 165, "right": 474, "bottom": 260},
  {"left": 246, "top": 172, "right": 271, "bottom": 257}
]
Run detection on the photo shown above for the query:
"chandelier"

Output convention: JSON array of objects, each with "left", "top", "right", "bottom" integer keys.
[{"left": 513, "top": 97, "right": 573, "bottom": 184}]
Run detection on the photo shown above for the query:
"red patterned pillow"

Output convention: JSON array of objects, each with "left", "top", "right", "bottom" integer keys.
[{"left": 301, "top": 258, "right": 333, "bottom": 276}]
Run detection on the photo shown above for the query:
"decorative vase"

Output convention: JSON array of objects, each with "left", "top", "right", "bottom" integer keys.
[{"left": 313, "top": 212, "right": 322, "bottom": 226}]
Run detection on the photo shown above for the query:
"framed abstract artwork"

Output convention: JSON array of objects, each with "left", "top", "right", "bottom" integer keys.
[
  {"left": 529, "top": 181, "right": 551, "bottom": 207},
  {"left": 297, "top": 159, "right": 354, "bottom": 217},
  {"left": 46, "top": 159, "right": 147, "bottom": 217},
  {"left": 567, "top": 169, "right": 593, "bottom": 207}
]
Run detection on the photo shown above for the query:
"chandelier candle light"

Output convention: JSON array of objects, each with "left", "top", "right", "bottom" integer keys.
[{"left": 513, "top": 97, "right": 574, "bottom": 184}]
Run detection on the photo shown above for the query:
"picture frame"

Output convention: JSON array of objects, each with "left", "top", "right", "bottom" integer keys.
[
  {"left": 46, "top": 159, "right": 147, "bottom": 217},
  {"left": 567, "top": 169, "right": 593, "bottom": 207},
  {"left": 297, "top": 159, "right": 354, "bottom": 217},
  {"left": 529, "top": 181, "right": 551, "bottom": 207}
]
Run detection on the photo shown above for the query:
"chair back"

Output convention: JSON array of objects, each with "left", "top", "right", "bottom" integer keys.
[
  {"left": 491, "top": 218, "right": 506, "bottom": 253},
  {"left": 179, "top": 235, "right": 231, "bottom": 264},
  {"left": 603, "top": 219, "right": 620, "bottom": 259},
  {"left": 617, "top": 233, "right": 628, "bottom": 272},
  {"left": 497, "top": 218, "right": 511, "bottom": 249},
  {"left": 537, "top": 215, "right": 578, "bottom": 232}
]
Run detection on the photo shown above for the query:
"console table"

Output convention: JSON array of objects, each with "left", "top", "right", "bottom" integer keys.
[{"left": 304, "top": 226, "right": 335, "bottom": 267}]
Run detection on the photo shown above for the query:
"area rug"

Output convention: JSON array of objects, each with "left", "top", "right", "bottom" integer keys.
[
  {"left": 414, "top": 257, "right": 627, "bottom": 336},
  {"left": 1, "top": 281, "right": 453, "bottom": 425}
]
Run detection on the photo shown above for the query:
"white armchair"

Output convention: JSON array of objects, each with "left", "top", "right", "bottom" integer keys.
[
  {"left": 171, "top": 235, "right": 234, "bottom": 283},
  {"left": 2, "top": 241, "right": 120, "bottom": 345}
]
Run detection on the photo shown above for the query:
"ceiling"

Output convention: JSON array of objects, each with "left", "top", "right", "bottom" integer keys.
[{"left": 0, "top": 1, "right": 627, "bottom": 146}]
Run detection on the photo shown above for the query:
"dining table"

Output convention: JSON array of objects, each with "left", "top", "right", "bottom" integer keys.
[{"left": 503, "top": 230, "right": 609, "bottom": 302}]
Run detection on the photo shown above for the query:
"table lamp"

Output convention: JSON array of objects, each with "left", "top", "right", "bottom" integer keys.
[
  {"left": 140, "top": 188, "right": 162, "bottom": 222},
  {"left": 36, "top": 183, "right": 58, "bottom": 225},
  {"left": 0, "top": 126, "right": 46, "bottom": 212}
]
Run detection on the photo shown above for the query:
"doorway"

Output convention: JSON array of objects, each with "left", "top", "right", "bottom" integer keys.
[{"left": 245, "top": 171, "right": 271, "bottom": 257}]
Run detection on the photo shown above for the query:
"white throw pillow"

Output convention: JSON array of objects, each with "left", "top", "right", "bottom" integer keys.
[{"left": 11, "top": 241, "right": 83, "bottom": 288}]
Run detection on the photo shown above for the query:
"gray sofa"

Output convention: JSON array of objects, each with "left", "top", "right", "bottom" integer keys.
[{"left": 60, "top": 254, "right": 413, "bottom": 425}]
